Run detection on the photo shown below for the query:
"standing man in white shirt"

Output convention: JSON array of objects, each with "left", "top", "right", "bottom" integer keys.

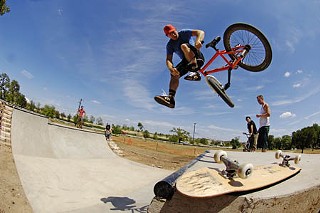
[{"left": 256, "top": 95, "right": 271, "bottom": 152}]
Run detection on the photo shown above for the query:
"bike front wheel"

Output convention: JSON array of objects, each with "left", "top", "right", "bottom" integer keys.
[
  {"left": 206, "top": 75, "right": 234, "bottom": 108},
  {"left": 223, "top": 23, "right": 272, "bottom": 72}
]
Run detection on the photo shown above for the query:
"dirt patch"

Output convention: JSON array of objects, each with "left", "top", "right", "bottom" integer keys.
[
  {"left": 111, "top": 135, "right": 208, "bottom": 170},
  {"left": 0, "top": 143, "right": 32, "bottom": 213}
]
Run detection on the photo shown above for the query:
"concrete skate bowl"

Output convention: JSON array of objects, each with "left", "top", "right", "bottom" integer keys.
[
  {"left": 148, "top": 150, "right": 320, "bottom": 213},
  {"left": 10, "top": 108, "right": 171, "bottom": 213}
]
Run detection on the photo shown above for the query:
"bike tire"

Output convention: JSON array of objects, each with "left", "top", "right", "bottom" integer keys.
[
  {"left": 223, "top": 23, "right": 272, "bottom": 72},
  {"left": 206, "top": 75, "right": 234, "bottom": 108}
]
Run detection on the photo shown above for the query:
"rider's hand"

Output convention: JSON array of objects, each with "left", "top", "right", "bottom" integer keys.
[
  {"left": 170, "top": 67, "right": 180, "bottom": 76},
  {"left": 195, "top": 40, "right": 203, "bottom": 50}
]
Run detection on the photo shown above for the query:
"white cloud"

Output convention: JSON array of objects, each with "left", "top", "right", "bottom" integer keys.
[
  {"left": 207, "top": 124, "right": 238, "bottom": 132},
  {"left": 57, "top": 9, "right": 63, "bottom": 16},
  {"left": 21, "top": 69, "right": 34, "bottom": 79},
  {"left": 123, "top": 79, "right": 154, "bottom": 110},
  {"left": 280, "top": 112, "right": 296, "bottom": 119},
  {"left": 304, "top": 111, "right": 320, "bottom": 120},
  {"left": 272, "top": 86, "right": 320, "bottom": 106},
  {"left": 296, "top": 69, "right": 303, "bottom": 74},
  {"left": 91, "top": 100, "right": 101, "bottom": 104},
  {"left": 284, "top": 72, "right": 291, "bottom": 77},
  {"left": 293, "top": 83, "right": 301, "bottom": 88}
]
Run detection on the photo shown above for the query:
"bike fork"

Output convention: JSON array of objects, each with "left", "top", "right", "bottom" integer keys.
[{"left": 224, "top": 68, "right": 232, "bottom": 90}]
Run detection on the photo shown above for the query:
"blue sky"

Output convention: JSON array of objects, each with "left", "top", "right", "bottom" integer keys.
[{"left": 1, "top": 0, "right": 320, "bottom": 141}]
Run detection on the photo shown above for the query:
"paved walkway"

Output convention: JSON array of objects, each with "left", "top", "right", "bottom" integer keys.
[{"left": 11, "top": 109, "right": 171, "bottom": 213}]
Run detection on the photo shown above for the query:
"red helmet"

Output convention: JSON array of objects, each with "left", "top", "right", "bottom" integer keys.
[{"left": 163, "top": 24, "right": 176, "bottom": 36}]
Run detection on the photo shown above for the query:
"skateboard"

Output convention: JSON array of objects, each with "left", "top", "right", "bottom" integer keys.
[
  {"left": 205, "top": 75, "right": 234, "bottom": 108},
  {"left": 176, "top": 150, "right": 301, "bottom": 198}
]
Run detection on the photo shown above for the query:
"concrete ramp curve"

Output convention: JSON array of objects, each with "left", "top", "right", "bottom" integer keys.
[{"left": 11, "top": 109, "right": 171, "bottom": 213}]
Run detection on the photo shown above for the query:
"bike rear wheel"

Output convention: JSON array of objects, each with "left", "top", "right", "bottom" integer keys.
[{"left": 223, "top": 23, "right": 272, "bottom": 72}]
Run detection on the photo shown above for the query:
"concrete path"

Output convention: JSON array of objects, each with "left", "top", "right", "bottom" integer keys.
[{"left": 11, "top": 109, "right": 171, "bottom": 213}]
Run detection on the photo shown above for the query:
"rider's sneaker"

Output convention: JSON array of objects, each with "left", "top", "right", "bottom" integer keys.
[
  {"left": 184, "top": 72, "right": 201, "bottom": 81},
  {"left": 154, "top": 95, "right": 175, "bottom": 108}
]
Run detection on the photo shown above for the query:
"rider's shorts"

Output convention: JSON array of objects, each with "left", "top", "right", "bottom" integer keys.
[{"left": 175, "top": 43, "right": 205, "bottom": 77}]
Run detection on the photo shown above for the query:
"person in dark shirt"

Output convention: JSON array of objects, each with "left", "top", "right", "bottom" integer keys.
[
  {"left": 246, "top": 116, "right": 259, "bottom": 151},
  {"left": 105, "top": 123, "right": 112, "bottom": 141}
]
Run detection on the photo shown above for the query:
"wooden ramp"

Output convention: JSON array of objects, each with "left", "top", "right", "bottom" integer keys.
[{"left": 176, "top": 164, "right": 301, "bottom": 198}]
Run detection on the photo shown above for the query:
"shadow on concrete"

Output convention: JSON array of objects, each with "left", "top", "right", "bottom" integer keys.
[{"left": 101, "top": 196, "right": 148, "bottom": 212}]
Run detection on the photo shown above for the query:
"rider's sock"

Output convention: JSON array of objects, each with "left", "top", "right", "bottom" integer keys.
[{"left": 169, "top": 89, "right": 176, "bottom": 97}]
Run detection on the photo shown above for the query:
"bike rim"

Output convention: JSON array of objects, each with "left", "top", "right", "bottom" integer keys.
[{"left": 230, "top": 30, "right": 267, "bottom": 68}]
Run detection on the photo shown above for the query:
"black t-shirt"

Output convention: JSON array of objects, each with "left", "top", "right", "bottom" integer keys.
[
  {"left": 106, "top": 124, "right": 110, "bottom": 130},
  {"left": 247, "top": 120, "right": 258, "bottom": 134}
]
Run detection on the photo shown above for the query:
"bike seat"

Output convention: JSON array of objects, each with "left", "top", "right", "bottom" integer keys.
[{"left": 205, "top": 36, "right": 221, "bottom": 50}]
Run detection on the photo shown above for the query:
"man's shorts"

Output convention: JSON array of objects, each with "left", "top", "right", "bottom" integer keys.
[{"left": 175, "top": 43, "right": 205, "bottom": 77}]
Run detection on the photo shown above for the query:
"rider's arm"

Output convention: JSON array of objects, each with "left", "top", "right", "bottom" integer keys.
[
  {"left": 192, "top": 29, "right": 205, "bottom": 49},
  {"left": 166, "top": 54, "right": 179, "bottom": 76}
]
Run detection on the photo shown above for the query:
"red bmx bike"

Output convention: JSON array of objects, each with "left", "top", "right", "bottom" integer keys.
[{"left": 200, "top": 23, "right": 272, "bottom": 107}]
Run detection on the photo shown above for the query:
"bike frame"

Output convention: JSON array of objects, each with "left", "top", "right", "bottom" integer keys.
[{"left": 198, "top": 45, "right": 246, "bottom": 77}]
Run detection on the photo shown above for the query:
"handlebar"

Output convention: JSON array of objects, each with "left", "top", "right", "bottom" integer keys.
[{"left": 243, "top": 132, "right": 251, "bottom": 137}]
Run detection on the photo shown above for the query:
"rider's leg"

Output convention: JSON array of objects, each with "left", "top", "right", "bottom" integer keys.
[
  {"left": 181, "top": 44, "right": 204, "bottom": 81},
  {"left": 181, "top": 44, "right": 205, "bottom": 69},
  {"left": 154, "top": 74, "right": 179, "bottom": 108},
  {"left": 169, "top": 74, "right": 179, "bottom": 97},
  {"left": 154, "top": 59, "right": 188, "bottom": 108},
  {"left": 181, "top": 43, "right": 196, "bottom": 64}
]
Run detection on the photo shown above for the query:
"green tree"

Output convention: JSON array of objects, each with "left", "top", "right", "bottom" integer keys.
[
  {"left": 96, "top": 117, "right": 103, "bottom": 125},
  {"left": 199, "top": 138, "right": 208, "bottom": 145},
  {"left": 274, "top": 137, "right": 282, "bottom": 150},
  {"left": 137, "top": 122, "right": 144, "bottom": 131},
  {"left": 89, "top": 115, "right": 95, "bottom": 124},
  {"left": 0, "top": 0, "right": 10, "bottom": 16},
  {"left": 268, "top": 134, "right": 275, "bottom": 150},
  {"left": 42, "top": 105, "right": 56, "bottom": 118},
  {"left": 230, "top": 137, "right": 241, "bottom": 149},
  {"left": 0, "top": 73, "right": 10, "bottom": 99},
  {"left": 168, "top": 134, "right": 179, "bottom": 143},
  {"left": 26, "top": 100, "right": 36, "bottom": 112},
  {"left": 60, "top": 112, "right": 66, "bottom": 119},
  {"left": 281, "top": 135, "right": 292, "bottom": 150},
  {"left": 170, "top": 127, "right": 190, "bottom": 143},
  {"left": 143, "top": 130, "right": 150, "bottom": 139},
  {"left": 5, "top": 80, "right": 27, "bottom": 107},
  {"left": 311, "top": 124, "right": 319, "bottom": 149},
  {"left": 291, "top": 124, "right": 320, "bottom": 152},
  {"left": 294, "top": 129, "right": 308, "bottom": 153},
  {"left": 54, "top": 110, "right": 60, "bottom": 119},
  {"left": 153, "top": 132, "right": 158, "bottom": 140},
  {"left": 112, "top": 124, "right": 122, "bottom": 134}
]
